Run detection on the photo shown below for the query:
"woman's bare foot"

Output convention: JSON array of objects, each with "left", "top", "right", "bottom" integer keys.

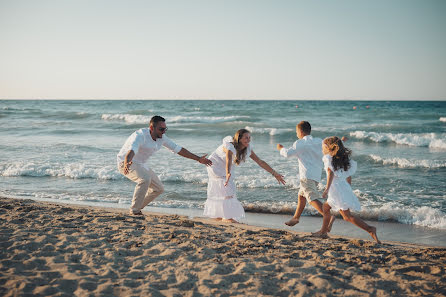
[
  {"left": 222, "top": 218, "right": 238, "bottom": 223},
  {"left": 285, "top": 217, "right": 299, "bottom": 226},
  {"left": 368, "top": 226, "right": 381, "bottom": 244},
  {"left": 327, "top": 215, "right": 336, "bottom": 232},
  {"left": 311, "top": 230, "right": 329, "bottom": 239}
]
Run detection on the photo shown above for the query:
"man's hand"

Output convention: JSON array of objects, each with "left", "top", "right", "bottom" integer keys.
[
  {"left": 123, "top": 161, "right": 132, "bottom": 175},
  {"left": 198, "top": 154, "right": 212, "bottom": 166},
  {"left": 277, "top": 144, "right": 284, "bottom": 151}
]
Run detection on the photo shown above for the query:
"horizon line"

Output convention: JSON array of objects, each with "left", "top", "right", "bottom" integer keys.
[{"left": 1, "top": 98, "right": 445, "bottom": 101}]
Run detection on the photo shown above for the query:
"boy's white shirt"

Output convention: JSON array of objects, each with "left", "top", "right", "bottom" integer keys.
[{"left": 279, "top": 135, "right": 323, "bottom": 182}]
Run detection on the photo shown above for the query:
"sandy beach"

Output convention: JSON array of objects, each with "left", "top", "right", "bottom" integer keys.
[{"left": 1, "top": 197, "right": 445, "bottom": 296}]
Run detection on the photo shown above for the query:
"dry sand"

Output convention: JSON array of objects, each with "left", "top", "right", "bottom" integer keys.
[{"left": 0, "top": 197, "right": 445, "bottom": 297}]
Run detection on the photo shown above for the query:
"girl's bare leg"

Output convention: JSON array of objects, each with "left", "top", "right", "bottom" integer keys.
[
  {"left": 339, "top": 209, "right": 381, "bottom": 243},
  {"left": 312, "top": 203, "right": 332, "bottom": 238}
]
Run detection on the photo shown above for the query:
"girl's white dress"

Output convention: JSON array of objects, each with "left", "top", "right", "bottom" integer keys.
[
  {"left": 203, "top": 136, "right": 252, "bottom": 220},
  {"left": 323, "top": 154, "right": 361, "bottom": 212}
]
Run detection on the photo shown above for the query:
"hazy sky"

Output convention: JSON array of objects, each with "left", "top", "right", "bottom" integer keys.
[{"left": 1, "top": 0, "right": 445, "bottom": 100}]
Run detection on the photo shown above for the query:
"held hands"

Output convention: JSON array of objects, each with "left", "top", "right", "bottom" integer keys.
[
  {"left": 123, "top": 161, "right": 132, "bottom": 175},
  {"left": 276, "top": 144, "right": 284, "bottom": 151},
  {"left": 224, "top": 173, "right": 231, "bottom": 186},
  {"left": 198, "top": 154, "right": 212, "bottom": 166}
]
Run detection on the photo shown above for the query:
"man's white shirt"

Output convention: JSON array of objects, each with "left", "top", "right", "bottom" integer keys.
[
  {"left": 117, "top": 128, "right": 182, "bottom": 168},
  {"left": 279, "top": 135, "right": 323, "bottom": 182}
]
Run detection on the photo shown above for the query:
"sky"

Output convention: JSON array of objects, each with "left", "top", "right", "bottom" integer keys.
[{"left": 0, "top": 0, "right": 445, "bottom": 100}]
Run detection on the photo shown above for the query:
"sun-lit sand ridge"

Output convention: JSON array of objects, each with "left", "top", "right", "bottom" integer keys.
[{"left": 1, "top": 197, "right": 445, "bottom": 296}]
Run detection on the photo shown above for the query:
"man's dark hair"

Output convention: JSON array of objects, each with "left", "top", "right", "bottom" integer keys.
[
  {"left": 150, "top": 115, "right": 166, "bottom": 127},
  {"left": 297, "top": 121, "right": 311, "bottom": 134}
]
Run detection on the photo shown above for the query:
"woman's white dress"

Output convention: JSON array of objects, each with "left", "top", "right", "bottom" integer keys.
[
  {"left": 203, "top": 136, "right": 252, "bottom": 220},
  {"left": 323, "top": 154, "right": 361, "bottom": 212}
]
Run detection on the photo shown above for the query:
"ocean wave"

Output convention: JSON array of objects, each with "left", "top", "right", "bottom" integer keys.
[
  {"left": 168, "top": 115, "right": 251, "bottom": 123},
  {"left": 440, "top": 117, "right": 446, "bottom": 122},
  {"left": 102, "top": 114, "right": 251, "bottom": 124},
  {"left": 243, "top": 201, "right": 446, "bottom": 229},
  {"left": 102, "top": 114, "right": 151, "bottom": 124},
  {"left": 245, "top": 126, "right": 293, "bottom": 136},
  {"left": 369, "top": 154, "right": 446, "bottom": 169},
  {"left": 360, "top": 203, "right": 446, "bottom": 230},
  {"left": 0, "top": 163, "right": 122, "bottom": 180},
  {"left": 350, "top": 131, "right": 446, "bottom": 149}
]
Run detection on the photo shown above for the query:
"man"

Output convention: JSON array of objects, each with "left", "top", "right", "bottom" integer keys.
[
  {"left": 117, "top": 115, "right": 212, "bottom": 215},
  {"left": 277, "top": 121, "right": 335, "bottom": 229}
]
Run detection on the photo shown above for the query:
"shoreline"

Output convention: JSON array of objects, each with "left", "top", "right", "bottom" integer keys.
[
  {"left": 1, "top": 197, "right": 445, "bottom": 296},
  {"left": 5, "top": 196, "right": 446, "bottom": 248}
]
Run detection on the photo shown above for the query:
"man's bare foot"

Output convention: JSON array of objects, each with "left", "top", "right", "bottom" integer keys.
[
  {"left": 327, "top": 215, "right": 336, "bottom": 232},
  {"left": 311, "top": 230, "right": 329, "bottom": 239},
  {"left": 368, "top": 226, "right": 381, "bottom": 244},
  {"left": 222, "top": 218, "right": 238, "bottom": 223},
  {"left": 285, "top": 217, "right": 300, "bottom": 226}
]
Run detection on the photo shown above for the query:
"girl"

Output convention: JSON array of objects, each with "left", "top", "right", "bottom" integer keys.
[
  {"left": 313, "top": 136, "right": 380, "bottom": 243},
  {"left": 203, "top": 129, "right": 286, "bottom": 223}
]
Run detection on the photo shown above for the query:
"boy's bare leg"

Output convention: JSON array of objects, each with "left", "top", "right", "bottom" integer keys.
[{"left": 285, "top": 195, "right": 306, "bottom": 226}]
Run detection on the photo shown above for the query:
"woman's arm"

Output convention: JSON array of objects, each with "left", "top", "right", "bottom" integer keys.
[
  {"left": 322, "top": 168, "right": 334, "bottom": 198},
  {"left": 250, "top": 151, "right": 286, "bottom": 185},
  {"left": 223, "top": 147, "right": 233, "bottom": 186},
  {"left": 346, "top": 176, "right": 352, "bottom": 185}
]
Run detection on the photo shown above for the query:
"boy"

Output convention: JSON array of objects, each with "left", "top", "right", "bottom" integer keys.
[{"left": 277, "top": 121, "right": 335, "bottom": 230}]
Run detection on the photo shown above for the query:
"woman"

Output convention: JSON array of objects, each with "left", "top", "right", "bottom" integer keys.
[{"left": 203, "top": 129, "right": 285, "bottom": 223}]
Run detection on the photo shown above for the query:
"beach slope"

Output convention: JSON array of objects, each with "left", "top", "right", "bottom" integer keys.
[{"left": 0, "top": 197, "right": 445, "bottom": 296}]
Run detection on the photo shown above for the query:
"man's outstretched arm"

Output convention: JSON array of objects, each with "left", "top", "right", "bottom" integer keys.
[{"left": 178, "top": 148, "right": 212, "bottom": 166}]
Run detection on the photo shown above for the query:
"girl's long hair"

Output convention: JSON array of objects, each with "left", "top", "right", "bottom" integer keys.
[
  {"left": 232, "top": 129, "right": 250, "bottom": 165},
  {"left": 324, "top": 136, "right": 351, "bottom": 171}
]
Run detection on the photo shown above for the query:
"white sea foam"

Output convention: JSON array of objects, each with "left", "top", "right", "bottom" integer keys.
[
  {"left": 169, "top": 115, "right": 250, "bottom": 123},
  {"left": 359, "top": 203, "right": 446, "bottom": 230},
  {"left": 350, "top": 131, "right": 446, "bottom": 149},
  {"left": 440, "top": 117, "right": 446, "bottom": 122},
  {"left": 369, "top": 154, "right": 446, "bottom": 169},
  {"left": 245, "top": 126, "right": 293, "bottom": 136},
  {"left": 101, "top": 114, "right": 152, "bottom": 124},
  {"left": 101, "top": 113, "right": 250, "bottom": 124},
  {"left": 0, "top": 163, "right": 122, "bottom": 180}
]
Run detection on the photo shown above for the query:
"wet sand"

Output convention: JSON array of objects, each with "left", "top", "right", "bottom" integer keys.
[{"left": 1, "top": 197, "right": 445, "bottom": 296}]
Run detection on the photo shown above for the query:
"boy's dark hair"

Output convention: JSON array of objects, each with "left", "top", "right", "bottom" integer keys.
[
  {"left": 150, "top": 115, "right": 166, "bottom": 127},
  {"left": 297, "top": 121, "right": 311, "bottom": 134}
]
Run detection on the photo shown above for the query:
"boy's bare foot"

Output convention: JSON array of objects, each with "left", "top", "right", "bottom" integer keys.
[
  {"left": 214, "top": 218, "right": 223, "bottom": 221},
  {"left": 285, "top": 217, "right": 299, "bottom": 226},
  {"left": 311, "top": 231, "right": 329, "bottom": 239},
  {"left": 222, "top": 218, "right": 238, "bottom": 223},
  {"left": 327, "top": 215, "right": 336, "bottom": 232},
  {"left": 368, "top": 226, "right": 381, "bottom": 244}
]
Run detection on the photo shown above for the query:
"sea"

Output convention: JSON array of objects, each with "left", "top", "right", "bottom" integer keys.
[{"left": 1, "top": 100, "right": 445, "bottom": 242}]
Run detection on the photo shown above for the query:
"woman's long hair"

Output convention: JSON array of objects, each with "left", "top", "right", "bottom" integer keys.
[
  {"left": 323, "top": 136, "right": 351, "bottom": 171},
  {"left": 232, "top": 129, "right": 250, "bottom": 165}
]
